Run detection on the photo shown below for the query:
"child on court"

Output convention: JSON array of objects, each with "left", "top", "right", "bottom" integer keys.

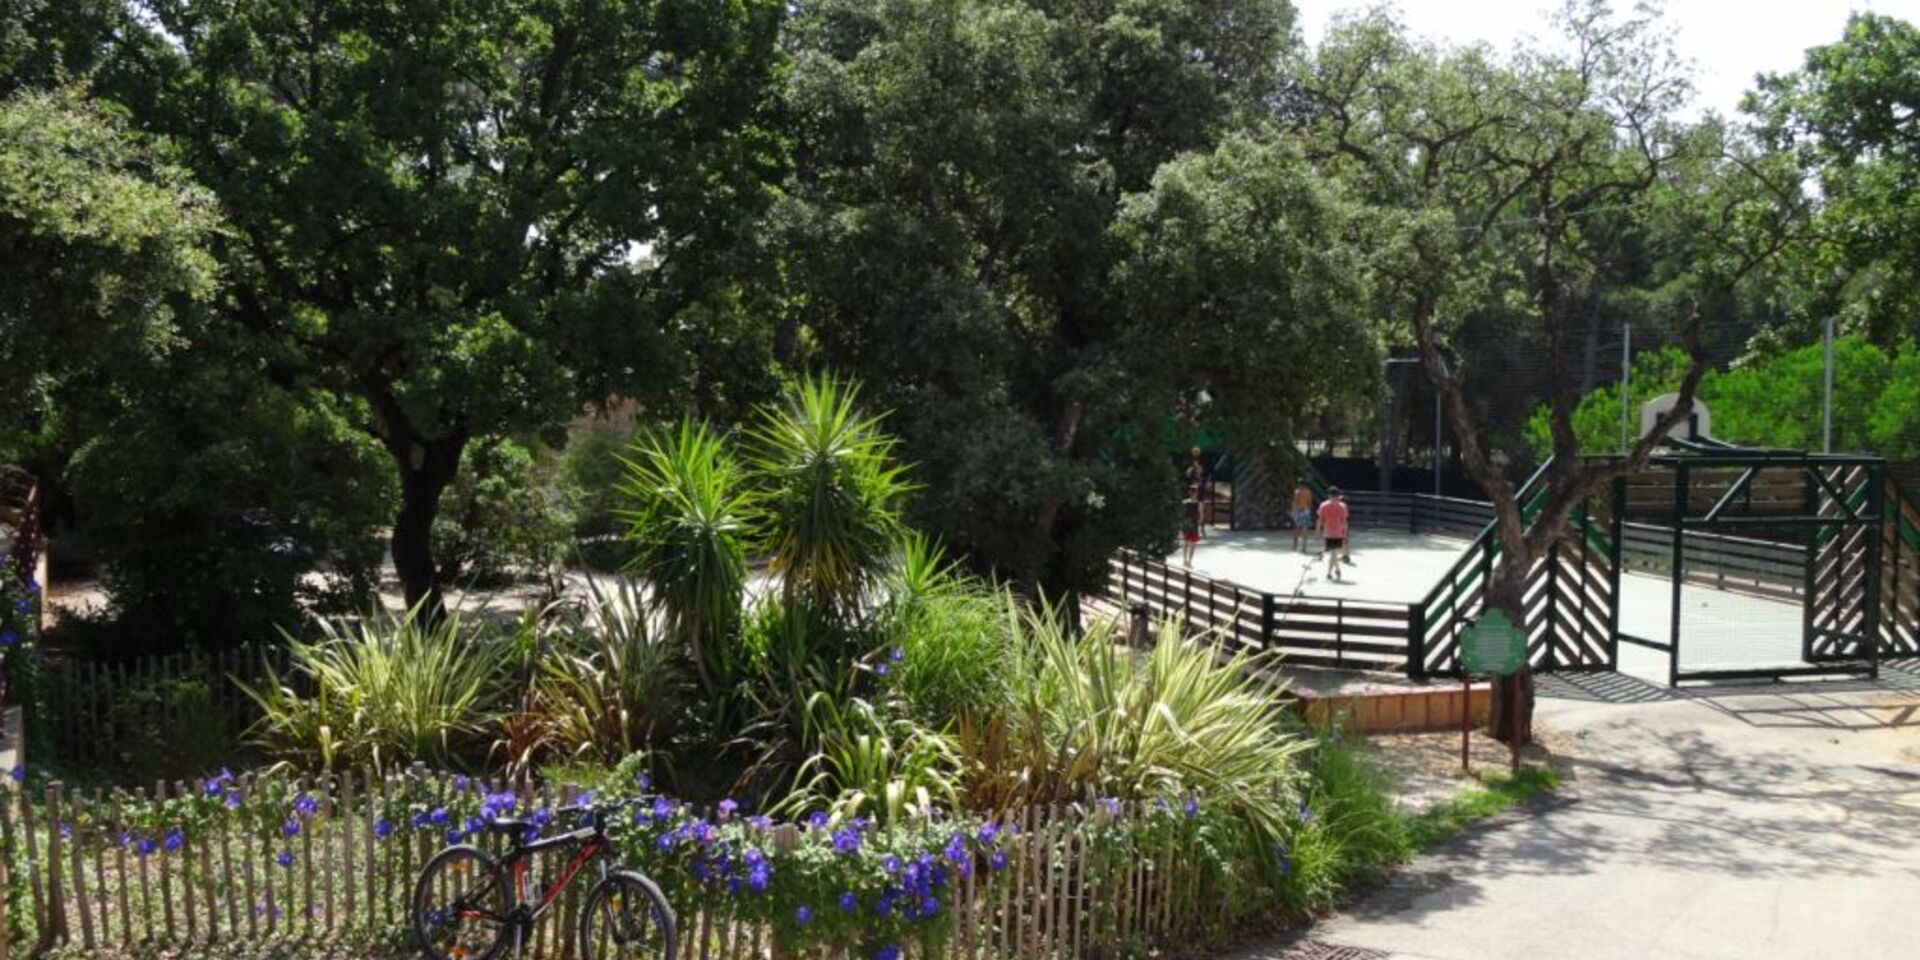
[
  {"left": 1317, "top": 486, "right": 1350, "bottom": 581},
  {"left": 1180, "top": 494, "right": 1203, "bottom": 567},
  {"left": 1290, "top": 478, "right": 1315, "bottom": 552}
]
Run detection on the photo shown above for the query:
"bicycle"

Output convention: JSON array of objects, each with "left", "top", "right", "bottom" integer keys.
[{"left": 411, "top": 801, "right": 675, "bottom": 960}]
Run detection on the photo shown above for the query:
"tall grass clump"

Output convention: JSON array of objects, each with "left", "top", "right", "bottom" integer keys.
[
  {"left": 498, "top": 575, "right": 686, "bottom": 773},
  {"left": 871, "top": 535, "right": 1014, "bottom": 729},
  {"left": 240, "top": 602, "right": 501, "bottom": 773},
  {"left": 963, "top": 603, "right": 1308, "bottom": 835}
]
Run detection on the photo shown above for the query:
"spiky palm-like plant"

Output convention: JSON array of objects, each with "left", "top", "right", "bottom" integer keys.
[
  {"left": 617, "top": 417, "right": 753, "bottom": 693},
  {"left": 747, "top": 374, "right": 915, "bottom": 623}
]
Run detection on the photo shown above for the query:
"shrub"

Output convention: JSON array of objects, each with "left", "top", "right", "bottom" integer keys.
[
  {"left": 961, "top": 605, "right": 1308, "bottom": 835},
  {"left": 434, "top": 437, "right": 575, "bottom": 588},
  {"left": 105, "top": 675, "right": 235, "bottom": 782},
  {"left": 781, "top": 693, "right": 962, "bottom": 825},
  {"left": 240, "top": 603, "right": 503, "bottom": 774},
  {"left": 498, "top": 575, "right": 687, "bottom": 773},
  {"left": 869, "top": 537, "right": 1013, "bottom": 730}
]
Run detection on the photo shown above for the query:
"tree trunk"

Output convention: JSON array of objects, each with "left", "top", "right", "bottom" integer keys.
[
  {"left": 1485, "top": 558, "right": 1535, "bottom": 746},
  {"left": 390, "top": 438, "right": 466, "bottom": 621}
]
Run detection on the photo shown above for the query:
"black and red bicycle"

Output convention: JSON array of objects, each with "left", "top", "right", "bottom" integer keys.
[{"left": 411, "top": 801, "right": 674, "bottom": 960}]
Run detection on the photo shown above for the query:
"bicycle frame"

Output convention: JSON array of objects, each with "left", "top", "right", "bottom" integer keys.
[{"left": 508, "top": 827, "right": 612, "bottom": 920}]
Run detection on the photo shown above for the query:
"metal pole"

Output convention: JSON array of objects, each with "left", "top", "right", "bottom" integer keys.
[
  {"left": 1823, "top": 316, "right": 1835, "bottom": 453},
  {"left": 1620, "top": 322, "right": 1632, "bottom": 453},
  {"left": 1434, "top": 392, "right": 1443, "bottom": 496}
]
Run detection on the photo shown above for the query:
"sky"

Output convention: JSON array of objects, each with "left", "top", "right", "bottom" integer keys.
[{"left": 1296, "top": 0, "right": 1920, "bottom": 118}]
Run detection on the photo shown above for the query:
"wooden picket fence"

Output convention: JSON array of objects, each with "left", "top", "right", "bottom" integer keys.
[{"left": 1, "top": 769, "right": 1245, "bottom": 960}]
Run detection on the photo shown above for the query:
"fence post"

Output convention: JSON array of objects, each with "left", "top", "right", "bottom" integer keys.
[
  {"left": 1260, "top": 593, "right": 1276, "bottom": 650},
  {"left": 1334, "top": 600, "right": 1346, "bottom": 668},
  {"left": 1408, "top": 600, "right": 1427, "bottom": 681}
]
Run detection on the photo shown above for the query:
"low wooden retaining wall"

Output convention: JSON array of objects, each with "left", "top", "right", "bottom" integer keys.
[{"left": 1292, "top": 685, "right": 1490, "bottom": 734}]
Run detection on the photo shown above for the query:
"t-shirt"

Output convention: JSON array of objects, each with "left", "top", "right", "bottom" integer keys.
[
  {"left": 1318, "top": 498, "right": 1350, "bottom": 539},
  {"left": 1290, "top": 486, "right": 1315, "bottom": 511}
]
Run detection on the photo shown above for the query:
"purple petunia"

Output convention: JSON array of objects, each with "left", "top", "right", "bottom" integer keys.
[
  {"left": 136, "top": 838, "right": 157, "bottom": 857},
  {"left": 652, "top": 797, "right": 674, "bottom": 823},
  {"left": 748, "top": 815, "right": 773, "bottom": 830},
  {"left": 943, "top": 833, "right": 966, "bottom": 862},
  {"left": 293, "top": 792, "right": 319, "bottom": 816},
  {"left": 275, "top": 851, "right": 295, "bottom": 869},
  {"left": 281, "top": 820, "right": 301, "bottom": 839},
  {"left": 373, "top": 819, "right": 394, "bottom": 840},
  {"left": 882, "top": 854, "right": 901, "bottom": 874},
  {"left": 717, "top": 798, "right": 739, "bottom": 820},
  {"left": 453, "top": 774, "right": 470, "bottom": 791},
  {"left": 807, "top": 811, "right": 830, "bottom": 829},
  {"left": 444, "top": 828, "right": 464, "bottom": 845},
  {"left": 977, "top": 822, "right": 999, "bottom": 845},
  {"left": 635, "top": 771, "right": 652, "bottom": 791},
  {"left": 225, "top": 791, "right": 242, "bottom": 811},
  {"left": 1183, "top": 797, "right": 1199, "bottom": 818},
  {"left": 795, "top": 905, "right": 812, "bottom": 926},
  {"left": 876, "top": 944, "right": 903, "bottom": 960},
  {"left": 747, "top": 862, "right": 770, "bottom": 894},
  {"left": 163, "top": 828, "right": 185, "bottom": 852},
  {"left": 874, "top": 662, "right": 890, "bottom": 677},
  {"left": 0, "top": 630, "right": 16, "bottom": 648},
  {"left": 411, "top": 811, "right": 430, "bottom": 830},
  {"left": 989, "top": 850, "right": 1009, "bottom": 872},
  {"left": 890, "top": 647, "right": 905, "bottom": 663},
  {"left": 8, "top": 764, "right": 23, "bottom": 783},
  {"left": 839, "top": 891, "right": 858, "bottom": 913},
  {"left": 832, "top": 828, "right": 862, "bottom": 855},
  {"left": 428, "top": 807, "right": 450, "bottom": 826}
]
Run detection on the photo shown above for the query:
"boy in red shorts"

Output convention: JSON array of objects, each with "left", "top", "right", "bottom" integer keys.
[{"left": 1318, "top": 487, "right": 1350, "bottom": 581}]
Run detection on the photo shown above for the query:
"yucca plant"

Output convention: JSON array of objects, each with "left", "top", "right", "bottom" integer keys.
[
  {"left": 747, "top": 374, "right": 915, "bottom": 624},
  {"left": 240, "top": 601, "right": 502, "bottom": 774},
  {"left": 618, "top": 417, "right": 753, "bottom": 693}
]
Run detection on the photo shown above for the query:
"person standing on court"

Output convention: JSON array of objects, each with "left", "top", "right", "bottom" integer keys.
[
  {"left": 1290, "top": 478, "right": 1316, "bottom": 552},
  {"left": 1180, "top": 493, "right": 1203, "bottom": 567},
  {"left": 1318, "top": 486, "right": 1350, "bottom": 581},
  {"left": 1185, "top": 448, "right": 1209, "bottom": 535}
]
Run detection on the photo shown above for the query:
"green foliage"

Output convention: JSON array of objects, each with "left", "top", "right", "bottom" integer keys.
[
  {"left": 500, "top": 576, "right": 686, "bottom": 773},
  {"left": 962, "top": 606, "right": 1308, "bottom": 838},
  {"left": 619, "top": 417, "right": 755, "bottom": 693},
  {"left": 563, "top": 416, "right": 641, "bottom": 551},
  {"left": 433, "top": 437, "right": 575, "bottom": 587},
  {"left": 749, "top": 374, "right": 915, "bottom": 621},
  {"left": 781, "top": 693, "right": 962, "bottom": 826},
  {"left": 1531, "top": 336, "right": 1920, "bottom": 459},
  {"left": 240, "top": 604, "right": 503, "bottom": 774},
  {"left": 1403, "top": 765, "right": 1560, "bottom": 850},
  {"left": 870, "top": 537, "right": 1014, "bottom": 730},
  {"left": 103, "top": 676, "right": 234, "bottom": 783}
]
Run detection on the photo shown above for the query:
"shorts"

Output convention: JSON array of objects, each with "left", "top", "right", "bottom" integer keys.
[
  {"left": 1293, "top": 509, "right": 1313, "bottom": 527},
  {"left": 1325, "top": 537, "right": 1346, "bottom": 549},
  {"left": 1181, "top": 530, "right": 1201, "bottom": 543}
]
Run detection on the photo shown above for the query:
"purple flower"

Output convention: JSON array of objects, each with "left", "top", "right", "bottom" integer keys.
[
  {"left": 531, "top": 808, "right": 553, "bottom": 828},
  {"left": 0, "top": 630, "right": 16, "bottom": 648},
  {"left": 1182, "top": 797, "right": 1199, "bottom": 818},
  {"left": 876, "top": 944, "right": 903, "bottom": 960},
  {"left": 428, "top": 807, "right": 450, "bottom": 826},
  {"left": 832, "top": 828, "right": 861, "bottom": 855},
  {"left": 795, "top": 905, "right": 812, "bottom": 925},
  {"left": 943, "top": 834, "right": 966, "bottom": 862},
  {"left": 874, "top": 662, "right": 890, "bottom": 677},
  {"left": 748, "top": 815, "right": 773, "bottom": 830},
  {"left": 410, "top": 811, "right": 430, "bottom": 830},
  {"left": 882, "top": 854, "right": 901, "bottom": 874},
  {"left": 635, "top": 771, "right": 653, "bottom": 791},
  {"left": 744, "top": 847, "right": 766, "bottom": 867},
  {"left": 281, "top": 820, "right": 301, "bottom": 839},
  {"left": 921, "top": 897, "right": 938, "bottom": 918},
  {"left": 163, "top": 828, "right": 185, "bottom": 852},
  {"left": 1097, "top": 797, "right": 1121, "bottom": 816},
  {"left": 225, "top": 792, "right": 242, "bottom": 810},
  {"left": 976, "top": 822, "right": 999, "bottom": 845},
  {"left": 839, "top": 891, "right": 858, "bottom": 913},
  {"left": 135, "top": 837, "right": 157, "bottom": 857},
  {"left": 692, "top": 820, "right": 716, "bottom": 845},
  {"left": 890, "top": 647, "right": 905, "bottom": 663},
  {"left": 1297, "top": 801, "right": 1315, "bottom": 824},
  {"left": 657, "top": 832, "right": 677, "bottom": 852},
  {"left": 453, "top": 775, "right": 470, "bottom": 791},
  {"left": 717, "top": 798, "right": 739, "bottom": 820},
  {"left": 293, "top": 793, "right": 319, "bottom": 816},
  {"left": 989, "top": 851, "right": 1009, "bottom": 872},
  {"left": 875, "top": 896, "right": 894, "bottom": 918},
  {"left": 747, "top": 862, "right": 770, "bottom": 894},
  {"left": 275, "top": 851, "right": 295, "bottom": 869},
  {"left": 807, "top": 811, "right": 830, "bottom": 830},
  {"left": 7, "top": 764, "right": 23, "bottom": 783},
  {"left": 652, "top": 797, "right": 674, "bottom": 823},
  {"left": 373, "top": 819, "right": 393, "bottom": 840},
  {"left": 444, "top": 828, "right": 464, "bottom": 845},
  {"left": 58, "top": 821, "right": 72, "bottom": 840}
]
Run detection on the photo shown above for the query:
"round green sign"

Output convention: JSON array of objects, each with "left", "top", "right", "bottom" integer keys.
[{"left": 1460, "top": 608, "right": 1527, "bottom": 676}]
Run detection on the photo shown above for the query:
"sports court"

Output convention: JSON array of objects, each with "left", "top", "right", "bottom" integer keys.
[{"left": 1172, "top": 526, "right": 1825, "bottom": 686}]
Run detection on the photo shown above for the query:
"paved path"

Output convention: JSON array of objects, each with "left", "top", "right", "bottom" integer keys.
[{"left": 1236, "top": 670, "right": 1920, "bottom": 960}]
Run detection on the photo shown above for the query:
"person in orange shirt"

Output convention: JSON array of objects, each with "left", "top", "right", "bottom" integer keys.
[
  {"left": 1317, "top": 487, "right": 1351, "bottom": 582},
  {"left": 1289, "top": 478, "right": 1315, "bottom": 552}
]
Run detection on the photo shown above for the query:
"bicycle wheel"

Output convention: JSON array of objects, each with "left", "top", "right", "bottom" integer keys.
[
  {"left": 412, "top": 844, "right": 511, "bottom": 960},
  {"left": 579, "top": 870, "right": 676, "bottom": 960}
]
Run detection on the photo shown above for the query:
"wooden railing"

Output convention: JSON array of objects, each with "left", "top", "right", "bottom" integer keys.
[
  {"left": 1105, "top": 552, "right": 1411, "bottom": 672},
  {"left": 37, "top": 645, "right": 291, "bottom": 771}
]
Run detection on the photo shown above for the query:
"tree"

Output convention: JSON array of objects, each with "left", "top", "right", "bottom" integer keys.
[
  {"left": 1751, "top": 13, "right": 1920, "bottom": 349},
  {"left": 125, "top": 0, "right": 787, "bottom": 614},
  {"left": 779, "top": 0, "right": 1368, "bottom": 596},
  {"left": 1295, "top": 1, "right": 1804, "bottom": 741}
]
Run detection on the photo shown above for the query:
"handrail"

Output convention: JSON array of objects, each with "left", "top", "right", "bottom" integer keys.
[{"left": 1415, "top": 458, "right": 1555, "bottom": 613}]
